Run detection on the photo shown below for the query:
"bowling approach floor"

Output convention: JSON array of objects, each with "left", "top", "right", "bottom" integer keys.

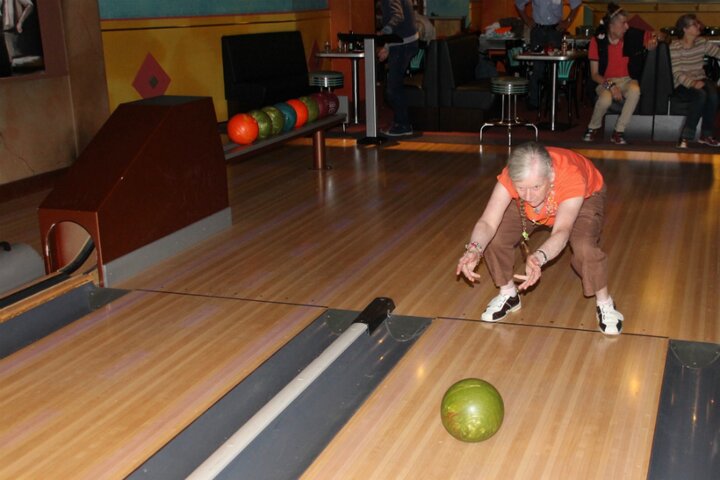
[{"left": 2, "top": 139, "right": 720, "bottom": 478}]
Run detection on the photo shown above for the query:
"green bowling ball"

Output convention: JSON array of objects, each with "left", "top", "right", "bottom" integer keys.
[
  {"left": 248, "top": 109, "right": 272, "bottom": 139},
  {"left": 440, "top": 378, "right": 504, "bottom": 442},
  {"left": 261, "top": 105, "right": 285, "bottom": 136},
  {"left": 299, "top": 95, "right": 319, "bottom": 123}
]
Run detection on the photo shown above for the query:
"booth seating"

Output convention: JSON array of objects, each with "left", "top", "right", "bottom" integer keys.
[
  {"left": 221, "top": 31, "right": 315, "bottom": 117},
  {"left": 655, "top": 42, "right": 700, "bottom": 140},
  {"left": 438, "top": 34, "right": 498, "bottom": 132},
  {"left": 404, "top": 33, "right": 498, "bottom": 132},
  {"left": 405, "top": 40, "right": 440, "bottom": 131},
  {"left": 602, "top": 42, "right": 696, "bottom": 141}
]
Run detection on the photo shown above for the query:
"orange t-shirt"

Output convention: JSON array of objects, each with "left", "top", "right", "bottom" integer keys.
[{"left": 497, "top": 147, "right": 604, "bottom": 226}]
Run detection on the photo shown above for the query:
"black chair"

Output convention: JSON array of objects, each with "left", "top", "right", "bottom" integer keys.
[
  {"left": 656, "top": 42, "right": 694, "bottom": 116},
  {"left": 405, "top": 40, "right": 440, "bottom": 131},
  {"left": 221, "top": 31, "right": 315, "bottom": 117}
]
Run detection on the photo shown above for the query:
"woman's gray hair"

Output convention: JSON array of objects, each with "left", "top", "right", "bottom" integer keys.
[{"left": 507, "top": 142, "right": 554, "bottom": 183}]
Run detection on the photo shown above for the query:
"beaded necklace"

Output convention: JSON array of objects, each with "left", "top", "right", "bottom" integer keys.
[{"left": 517, "top": 185, "right": 557, "bottom": 258}]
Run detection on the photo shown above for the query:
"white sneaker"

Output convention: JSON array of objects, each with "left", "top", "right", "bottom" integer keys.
[
  {"left": 481, "top": 293, "right": 521, "bottom": 322},
  {"left": 596, "top": 302, "right": 624, "bottom": 335}
]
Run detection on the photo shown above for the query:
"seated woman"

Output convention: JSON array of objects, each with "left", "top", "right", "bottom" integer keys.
[
  {"left": 582, "top": 3, "right": 657, "bottom": 145},
  {"left": 670, "top": 14, "right": 720, "bottom": 148}
]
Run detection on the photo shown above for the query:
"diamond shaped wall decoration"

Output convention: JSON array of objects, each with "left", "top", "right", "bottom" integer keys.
[{"left": 132, "top": 53, "right": 171, "bottom": 98}]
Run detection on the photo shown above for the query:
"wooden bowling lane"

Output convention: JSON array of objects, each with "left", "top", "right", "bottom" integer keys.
[
  {"left": 303, "top": 318, "right": 668, "bottom": 479},
  {"left": 120, "top": 141, "right": 508, "bottom": 313},
  {"left": 0, "top": 291, "right": 323, "bottom": 479},
  {"left": 121, "top": 141, "right": 720, "bottom": 343}
]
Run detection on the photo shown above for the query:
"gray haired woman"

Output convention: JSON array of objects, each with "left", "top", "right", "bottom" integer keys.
[{"left": 456, "top": 142, "right": 624, "bottom": 335}]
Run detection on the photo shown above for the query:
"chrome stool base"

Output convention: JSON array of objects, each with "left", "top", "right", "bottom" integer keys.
[
  {"left": 309, "top": 71, "right": 344, "bottom": 91},
  {"left": 480, "top": 76, "right": 538, "bottom": 146}
]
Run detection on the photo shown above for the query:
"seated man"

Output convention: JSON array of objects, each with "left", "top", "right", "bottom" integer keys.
[
  {"left": 670, "top": 14, "right": 720, "bottom": 148},
  {"left": 582, "top": 3, "right": 656, "bottom": 145}
]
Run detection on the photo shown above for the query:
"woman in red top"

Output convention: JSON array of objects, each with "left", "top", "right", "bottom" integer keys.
[{"left": 456, "top": 142, "right": 624, "bottom": 335}]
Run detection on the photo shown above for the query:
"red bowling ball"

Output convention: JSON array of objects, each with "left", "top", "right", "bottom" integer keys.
[
  {"left": 286, "top": 99, "right": 309, "bottom": 128},
  {"left": 311, "top": 93, "right": 329, "bottom": 119},
  {"left": 227, "top": 113, "right": 259, "bottom": 145}
]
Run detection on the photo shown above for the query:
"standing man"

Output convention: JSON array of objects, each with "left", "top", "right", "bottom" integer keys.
[
  {"left": 377, "top": 0, "right": 418, "bottom": 137},
  {"left": 515, "top": 0, "right": 582, "bottom": 110}
]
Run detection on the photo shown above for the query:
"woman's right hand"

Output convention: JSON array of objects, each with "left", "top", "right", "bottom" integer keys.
[{"left": 456, "top": 251, "right": 482, "bottom": 283}]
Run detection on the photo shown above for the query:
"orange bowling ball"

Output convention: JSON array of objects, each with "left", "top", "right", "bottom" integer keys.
[
  {"left": 286, "top": 98, "right": 308, "bottom": 128},
  {"left": 227, "top": 113, "right": 259, "bottom": 145}
]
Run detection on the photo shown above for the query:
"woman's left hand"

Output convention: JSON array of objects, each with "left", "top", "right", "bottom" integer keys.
[{"left": 513, "top": 253, "right": 543, "bottom": 290}]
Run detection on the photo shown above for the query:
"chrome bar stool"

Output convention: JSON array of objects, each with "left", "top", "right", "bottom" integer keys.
[
  {"left": 309, "top": 71, "right": 344, "bottom": 91},
  {"left": 480, "top": 76, "right": 538, "bottom": 146}
]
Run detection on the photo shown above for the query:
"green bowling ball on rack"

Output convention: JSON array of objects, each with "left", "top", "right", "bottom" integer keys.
[
  {"left": 299, "top": 95, "right": 319, "bottom": 123},
  {"left": 262, "top": 105, "right": 285, "bottom": 136},
  {"left": 248, "top": 109, "right": 272, "bottom": 139}
]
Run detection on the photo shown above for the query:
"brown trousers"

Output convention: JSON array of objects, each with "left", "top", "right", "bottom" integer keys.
[{"left": 484, "top": 187, "right": 608, "bottom": 297}]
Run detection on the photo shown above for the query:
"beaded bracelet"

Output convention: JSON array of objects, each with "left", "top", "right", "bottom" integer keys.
[{"left": 464, "top": 241, "right": 483, "bottom": 255}]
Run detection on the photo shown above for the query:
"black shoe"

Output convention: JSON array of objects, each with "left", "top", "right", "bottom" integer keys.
[
  {"left": 381, "top": 124, "right": 413, "bottom": 137},
  {"left": 677, "top": 138, "right": 688, "bottom": 149}
]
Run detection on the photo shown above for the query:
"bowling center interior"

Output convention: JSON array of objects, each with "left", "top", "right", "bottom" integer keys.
[{"left": 1, "top": 1, "right": 719, "bottom": 479}]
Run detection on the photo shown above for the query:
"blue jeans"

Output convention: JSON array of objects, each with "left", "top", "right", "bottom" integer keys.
[
  {"left": 385, "top": 40, "right": 419, "bottom": 127},
  {"left": 676, "top": 81, "right": 719, "bottom": 139}
]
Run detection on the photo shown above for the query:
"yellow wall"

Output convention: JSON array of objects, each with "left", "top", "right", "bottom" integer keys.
[{"left": 101, "top": 11, "right": 332, "bottom": 121}]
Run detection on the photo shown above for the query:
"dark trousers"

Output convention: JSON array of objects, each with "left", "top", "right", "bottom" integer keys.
[
  {"left": 385, "top": 40, "right": 419, "bottom": 127},
  {"left": 676, "top": 81, "right": 719, "bottom": 139},
  {"left": 528, "top": 26, "right": 563, "bottom": 106}
]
